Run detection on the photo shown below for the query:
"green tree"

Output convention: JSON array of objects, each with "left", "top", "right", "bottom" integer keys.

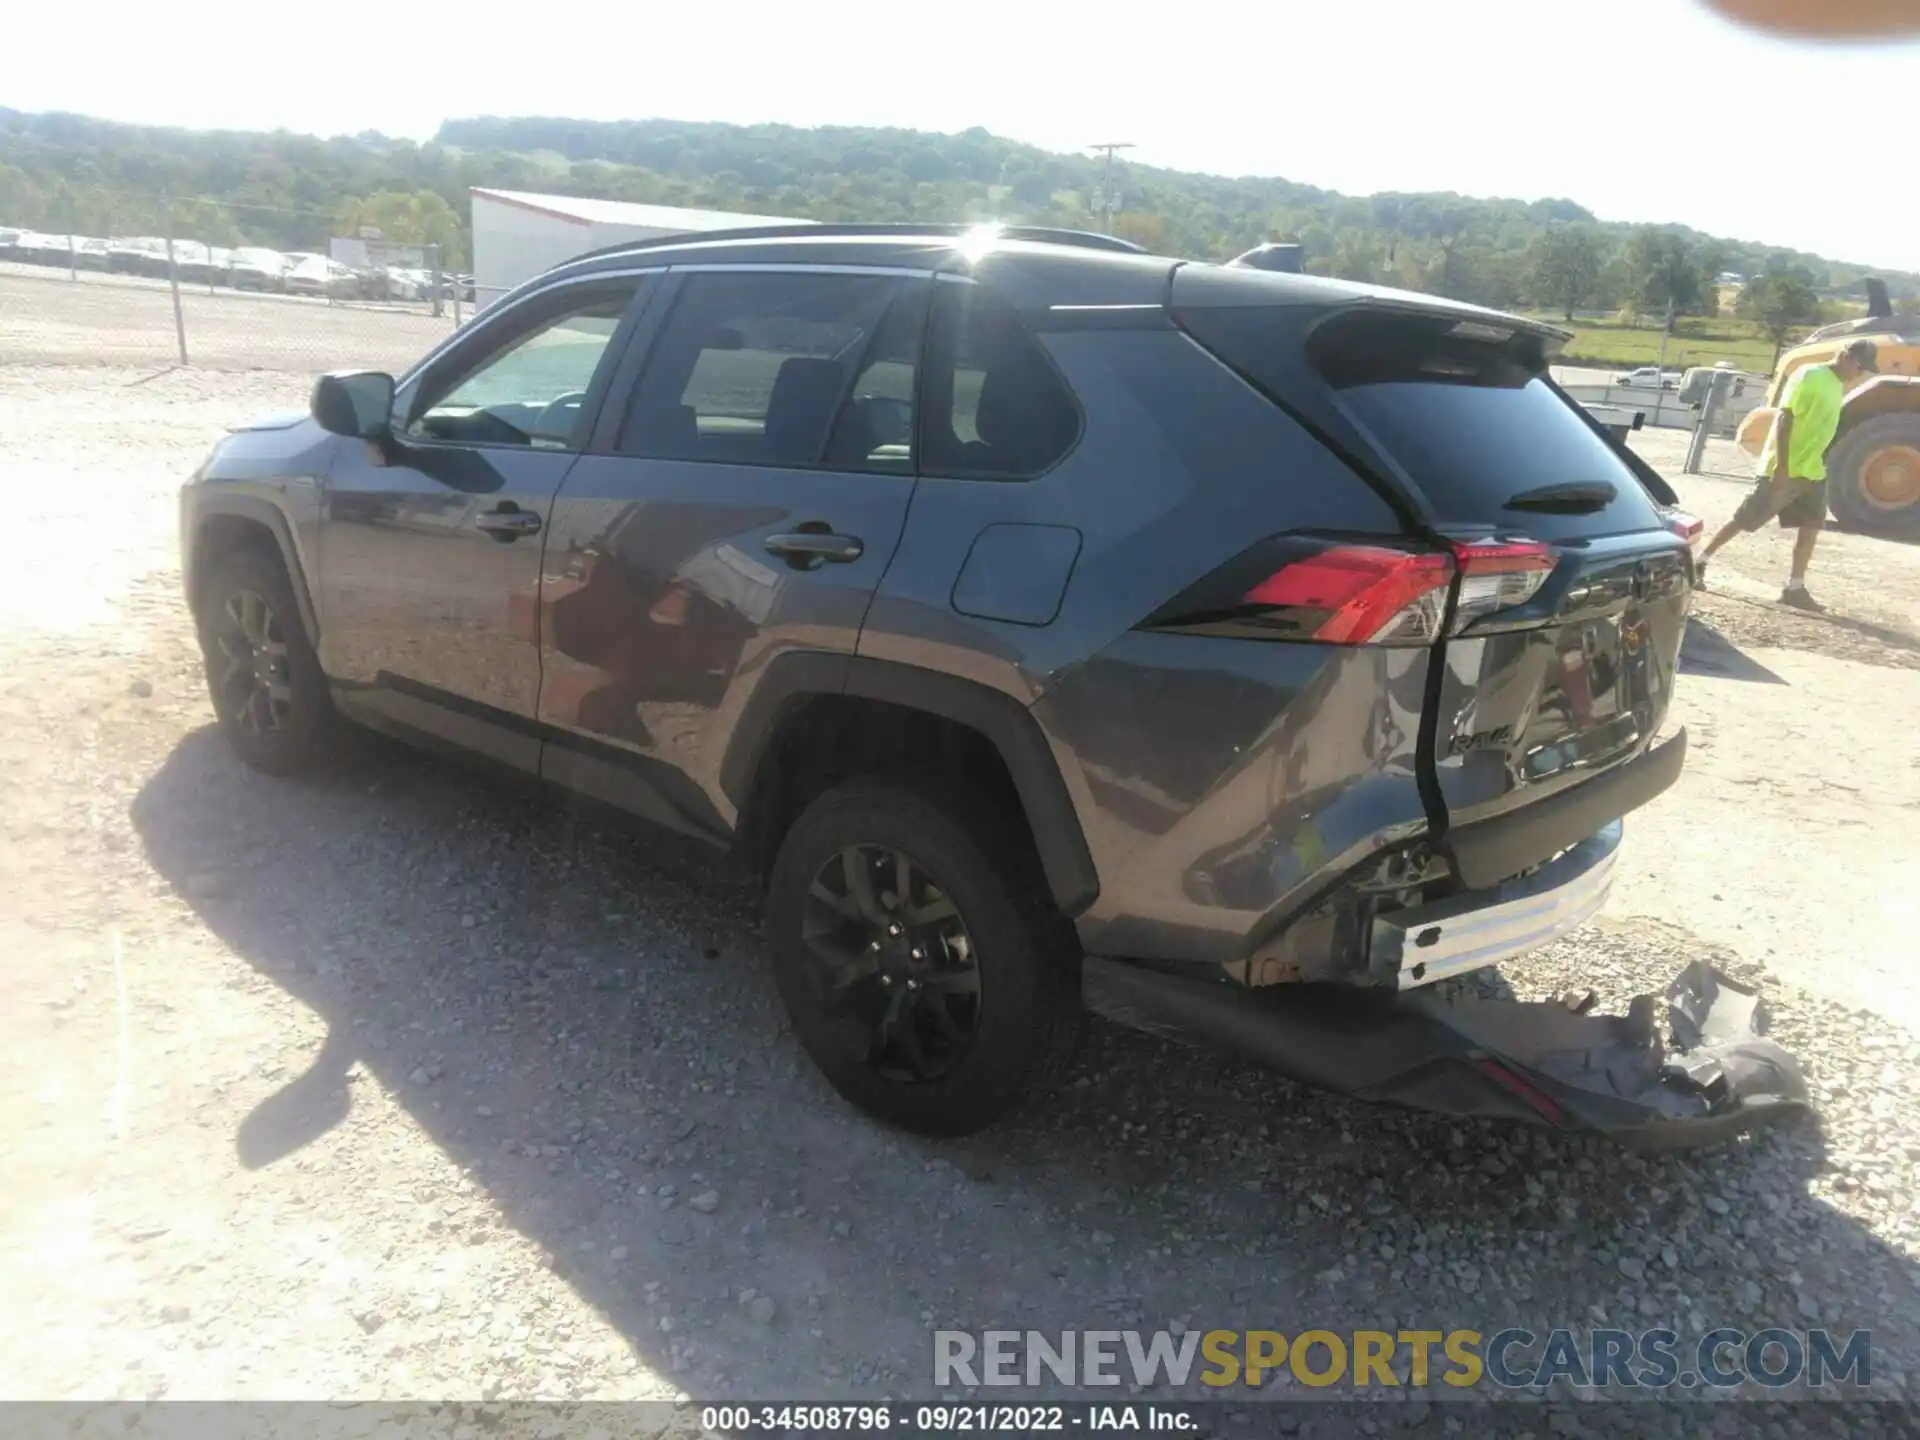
[
  {"left": 1328, "top": 229, "right": 1386, "bottom": 283},
  {"left": 334, "top": 189, "right": 466, "bottom": 267},
  {"left": 1460, "top": 245, "right": 1525, "bottom": 311},
  {"left": 1739, "top": 273, "right": 1821, "bottom": 367},
  {"left": 1628, "top": 229, "right": 1710, "bottom": 321},
  {"left": 1113, "top": 211, "right": 1168, "bottom": 252},
  {"left": 1426, "top": 205, "right": 1472, "bottom": 297},
  {"left": 1527, "top": 226, "right": 1606, "bottom": 321},
  {"left": 4, "top": 107, "right": 1917, "bottom": 302}
]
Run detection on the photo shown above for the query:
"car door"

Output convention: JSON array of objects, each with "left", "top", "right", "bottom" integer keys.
[
  {"left": 536, "top": 266, "right": 928, "bottom": 835},
  {"left": 318, "top": 272, "right": 653, "bottom": 772}
]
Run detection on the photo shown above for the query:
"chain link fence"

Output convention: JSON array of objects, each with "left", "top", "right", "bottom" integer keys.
[{"left": 0, "top": 192, "right": 477, "bottom": 374}]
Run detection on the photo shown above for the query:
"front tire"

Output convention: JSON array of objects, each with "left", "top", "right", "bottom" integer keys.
[
  {"left": 766, "top": 778, "right": 1082, "bottom": 1136},
  {"left": 1828, "top": 413, "right": 1920, "bottom": 539},
  {"left": 195, "top": 547, "right": 339, "bottom": 775}
]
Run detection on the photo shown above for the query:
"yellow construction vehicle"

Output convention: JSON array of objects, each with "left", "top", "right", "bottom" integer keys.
[{"left": 1737, "top": 279, "right": 1920, "bottom": 537}]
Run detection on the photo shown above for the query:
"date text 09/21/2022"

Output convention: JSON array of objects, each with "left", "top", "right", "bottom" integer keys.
[{"left": 700, "top": 1406, "right": 1193, "bottom": 1433}]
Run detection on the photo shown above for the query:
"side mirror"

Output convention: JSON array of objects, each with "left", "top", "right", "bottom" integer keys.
[{"left": 312, "top": 370, "right": 395, "bottom": 439}]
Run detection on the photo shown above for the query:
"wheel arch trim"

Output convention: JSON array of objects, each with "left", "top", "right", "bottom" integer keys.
[
  {"left": 721, "top": 651, "right": 1100, "bottom": 918},
  {"left": 187, "top": 495, "right": 320, "bottom": 646}
]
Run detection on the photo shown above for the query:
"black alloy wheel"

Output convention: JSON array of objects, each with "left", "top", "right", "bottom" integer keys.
[
  {"left": 800, "top": 843, "right": 982, "bottom": 1083},
  {"left": 766, "top": 778, "right": 1083, "bottom": 1136},
  {"left": 209, "top": 587, "right": 293, "bottom": 740},
  {"left": 196, "top": 547, "right": 338, "bottom": 775}
]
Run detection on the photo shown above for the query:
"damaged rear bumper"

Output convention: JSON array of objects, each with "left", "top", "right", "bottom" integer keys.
[
  {"left": 1376, "top": 823, "right": 1622, "bottom": 991},
  {"left": 1083, "top": 956, "right": 1808, "bottom": 1149}
]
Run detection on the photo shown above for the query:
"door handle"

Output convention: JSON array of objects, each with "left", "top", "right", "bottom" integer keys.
[
  {"left": 764, "top": 530, "right": 864, "bottom": 569},
  {"left": 475, "top": 506, "right": 543, "bottom": 540}
]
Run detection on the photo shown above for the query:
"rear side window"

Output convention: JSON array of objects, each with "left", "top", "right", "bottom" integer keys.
[
  {"left": 1306, "top": 310, "right": 1665, "bottom": 540},
  {"left": 921, "top": 283, "right": 1080, "bottom": 480},
  {"left": 620, "top": 271, "right": 905, "bottom": 470}
]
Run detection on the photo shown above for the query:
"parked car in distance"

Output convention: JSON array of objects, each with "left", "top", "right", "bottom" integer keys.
[
  {"left": 361, "top": 265, "right": 429, "bottom": 302},
  {"left": 229, "top": 247, "right": 290, "bottom": 291},
  {"left": 177, "top": 223, "right": 1803, "bottom": 1148},
  {"left": 107, "top": 237, "right": 172, "bottom": 278},
  {"left": 15, "top": 231, "right": 72, "bottom": 266},
  {"left": 1615, "top": 366, "right": 1679, "bottom": 390},
  {"left": 285, "top": 254, "right": 359, "bottom": 299},
  {"left": 167, "top": 241, "right": 215, "bottom": 285},
  {"left": 70, "top": 236, "right": 112, "bottom": 271}
]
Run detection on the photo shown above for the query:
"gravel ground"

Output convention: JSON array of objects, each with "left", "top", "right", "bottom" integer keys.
[{"left": 4, "top": 351, "right": 1920, "bottom": 1431}]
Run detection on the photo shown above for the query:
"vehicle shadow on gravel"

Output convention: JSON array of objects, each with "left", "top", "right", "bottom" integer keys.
[
  {"left": 132, "top": 725, "right": 1912, "bottom": 1403},
  {"left": 1679, "top": 621, "right": 1787, "bottom": 685}
]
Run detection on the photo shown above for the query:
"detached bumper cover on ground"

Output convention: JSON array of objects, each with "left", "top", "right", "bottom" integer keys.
[{"left": 1085, "top": 957, "right": 1808, "bottom": 1149}]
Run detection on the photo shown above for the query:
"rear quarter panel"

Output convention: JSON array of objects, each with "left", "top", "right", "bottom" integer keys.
[{"left": 859, "top": 324, "right": 1427, "bottom": 964}]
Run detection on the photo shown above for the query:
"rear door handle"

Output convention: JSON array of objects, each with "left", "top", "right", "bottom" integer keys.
[
  {"left": 475, "top": 506, "right": 543, "bottom": 540},
  {"left": 764, "top": 531, "right": 864, "bottom": 569}
]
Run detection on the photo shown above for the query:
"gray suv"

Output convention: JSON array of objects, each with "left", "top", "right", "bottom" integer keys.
[{"left": 179, "top": 224, "right": 1805, "bottom": 1146}]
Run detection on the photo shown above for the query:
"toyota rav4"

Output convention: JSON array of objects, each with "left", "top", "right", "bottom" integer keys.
[{"left": 178, "top": 223, "right": 1804, "bottom": 1146}]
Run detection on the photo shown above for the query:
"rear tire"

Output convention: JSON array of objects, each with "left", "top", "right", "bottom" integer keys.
[
  {"left": 766, "top": 778, "right": 1082, "bottom": 1136},
  {"left": 195, "top": 547, "right": 339, "bottom": 775},
  {"left": 1827, "top": 413, "right": 1920, "bottom": 539}
]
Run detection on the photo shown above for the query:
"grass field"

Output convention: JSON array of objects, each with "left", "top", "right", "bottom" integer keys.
[{"left": 1535, "top": 314, "right": 1790, "bottom": 374}]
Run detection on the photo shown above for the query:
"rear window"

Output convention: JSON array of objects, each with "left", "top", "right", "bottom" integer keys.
[{"left": 1308, "top": 310, "right": 1665, "bottom": 539}]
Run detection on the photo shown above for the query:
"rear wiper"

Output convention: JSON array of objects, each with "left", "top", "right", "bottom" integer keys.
[{"left": 1504, "top": 481, "right": 1617, "bottom": 514}]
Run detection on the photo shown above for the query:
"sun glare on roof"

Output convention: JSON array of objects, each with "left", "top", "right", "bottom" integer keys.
[{"left": 957, "top": 223, "right": 1005, "bottom": 264}]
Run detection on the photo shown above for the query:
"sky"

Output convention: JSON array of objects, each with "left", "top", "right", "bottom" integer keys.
[{"left": 5, "top": 0, "right": 1917, "bottom": 270}]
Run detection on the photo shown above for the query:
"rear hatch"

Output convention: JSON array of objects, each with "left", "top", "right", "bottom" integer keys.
[{"left": 1175, "top": 288, "right": 1692, "bottom": 884}]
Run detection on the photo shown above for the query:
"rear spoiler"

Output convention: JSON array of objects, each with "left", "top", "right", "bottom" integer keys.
[{"left": 1227, "top": 243, "right": 1305, "bottom": 274}]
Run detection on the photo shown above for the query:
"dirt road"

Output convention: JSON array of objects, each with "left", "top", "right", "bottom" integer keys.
[{"left": 3, "top": 360, "right": 1919, "bottom": 1422}]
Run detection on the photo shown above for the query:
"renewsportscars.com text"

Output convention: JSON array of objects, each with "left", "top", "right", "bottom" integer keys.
[{"left": 933, "top": 1327, "right": 1873, "bottom": 1391}]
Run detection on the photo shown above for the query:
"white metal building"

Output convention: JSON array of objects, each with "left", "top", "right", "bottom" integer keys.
[{"left": 468, "top": 189, "right": 808, "bottom": 305}]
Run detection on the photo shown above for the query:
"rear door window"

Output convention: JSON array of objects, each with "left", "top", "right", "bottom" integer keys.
[
  {"left": 1307, "top": 310, "right": 1666, "bottom": 540},
  {"left": 618, "top": 270, "right": 905, "bottom": 470}
]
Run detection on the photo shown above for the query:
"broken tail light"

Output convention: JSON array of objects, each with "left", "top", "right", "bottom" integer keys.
[
  {"left": 1450, "top": 538, "right": 1555, "bottom": 628},
  {"left": 1144, "top": 535, "right": 1557, "bottom": 646},
  {"left": 1660, "top": 506, "right": 1704, "bottom": 547}
]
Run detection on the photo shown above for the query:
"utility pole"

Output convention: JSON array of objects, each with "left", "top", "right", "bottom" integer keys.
[
  {"left": 1655, "top": 294, "right": 1676, "bottom": 427},
  {"left": 1088, "top": 142, "right": 1134, "bottom": 234}
]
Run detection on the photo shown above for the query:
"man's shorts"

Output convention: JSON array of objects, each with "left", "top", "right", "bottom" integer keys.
[{"left": 1733, "top": 476, "right": 1829, "bottom": 532}]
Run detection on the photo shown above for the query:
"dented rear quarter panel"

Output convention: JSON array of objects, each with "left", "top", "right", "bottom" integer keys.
[
  {"left": 1031, "top": 633, "right": 1429, "bottom": 965},
  {"left": 857, "top": 323, "right": 1427, "bottom": 965}
]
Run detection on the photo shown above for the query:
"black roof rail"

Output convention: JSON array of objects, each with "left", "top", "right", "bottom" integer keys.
[{"left": 560, "top": 221, "right": 1148, "bottom": 270}]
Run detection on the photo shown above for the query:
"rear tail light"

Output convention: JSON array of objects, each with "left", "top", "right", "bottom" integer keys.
[
  {"left": 1660, "top": 507, "right": 1704, "bottom": 547},
  {"left": 1242, "top": 547, "right": 1453, "bottom": 645},
  {"left": 1144, "top": 535, "right": 1557, "bottom": 647},
  {"left": 1450, "top": 538, "right": 1555, "bottom": 626}
]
